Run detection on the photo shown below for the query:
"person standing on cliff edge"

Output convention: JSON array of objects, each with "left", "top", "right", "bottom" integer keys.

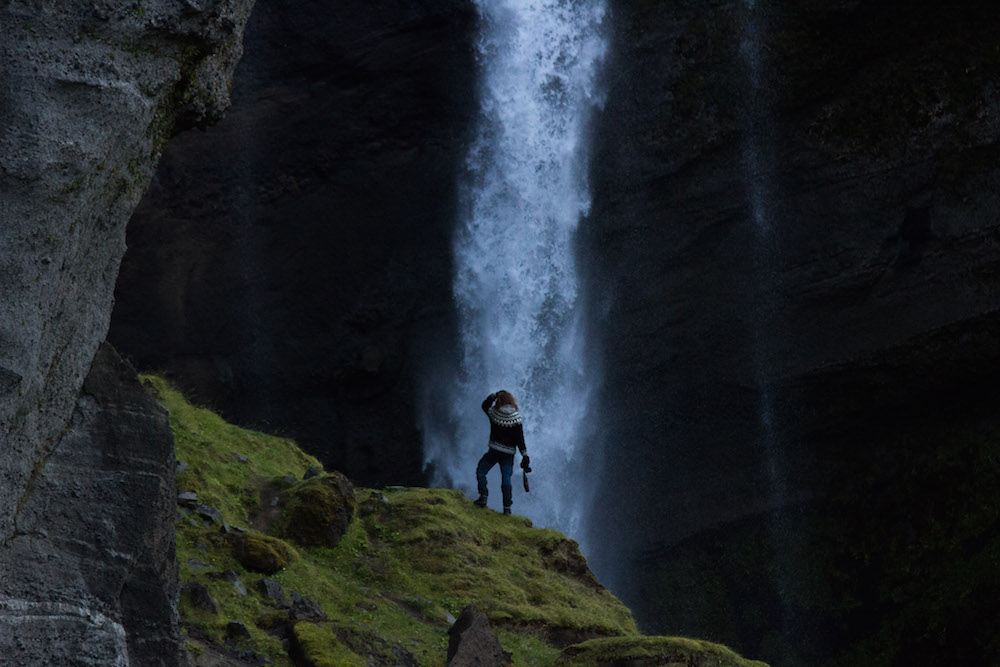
[{"left": 474, "top": 390, "right": 530, "bottom": 515}]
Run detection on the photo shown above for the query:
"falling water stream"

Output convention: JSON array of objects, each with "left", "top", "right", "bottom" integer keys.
[
  {"left": 739, "top": 0, "right": 783, "bottom": 497},
  {"left": 739, "top": 1, "right": 798, "bottom": 655},
  {"left": 422, "top": 0, "right": 607, "bottom": 544}
]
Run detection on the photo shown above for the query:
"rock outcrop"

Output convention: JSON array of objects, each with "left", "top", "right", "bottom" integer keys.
[
  {"left": 0, "top": 0, "right": 255, "bottom": 546},
  {"left": 0, "top": 0, "right": 255, "bottom": 661},
  {"left": 0, "top": 344, "right": 182, "bottom": 665},
  {"left": 270, "top": 472, "right": 357, "bottom": 548},
  {"left": 447, "top": 604, "right": 512, "bottom": 667}
]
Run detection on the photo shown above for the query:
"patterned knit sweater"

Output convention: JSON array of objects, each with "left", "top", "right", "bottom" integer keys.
[{"left": 481, "top": 395, "right": 527, "bottom": 456}]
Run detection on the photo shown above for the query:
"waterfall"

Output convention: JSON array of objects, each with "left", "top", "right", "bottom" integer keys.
[
  {"left": 739, "top": 0, "right": 783, "bottom": 493},
  {"left": 738, "top": 1, "right": 798, "bottom": 656},
  {"left": 421, "top": 0, "right": 607, "bottom": 540}
]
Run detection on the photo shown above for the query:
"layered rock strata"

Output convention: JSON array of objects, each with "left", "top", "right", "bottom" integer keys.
[{"left": 0, "top": 344, "right": 182, "bottom": 665}]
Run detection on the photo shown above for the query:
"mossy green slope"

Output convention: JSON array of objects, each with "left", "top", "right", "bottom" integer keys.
[
  {"left": 147, "top": 375, "right": 766, "bottom": 666},
  {"left": 556, "top": 636, "right": 770, "bottom": 666}
]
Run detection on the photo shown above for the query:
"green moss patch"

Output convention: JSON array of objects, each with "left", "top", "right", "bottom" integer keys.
[
  {"left": 292, "top": 623, "right": 366, "bottom": 667},
  {"left": 270, "top": 473, "right": 356, "bottom": 548},
  {"left": 556, "top": 636, "right": 770, "bottom": 666},
  {"left": 230, "top": 531, "right": 299, "bottom": 575}
]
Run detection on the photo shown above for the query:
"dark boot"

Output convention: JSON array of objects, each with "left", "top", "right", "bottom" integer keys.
[
  {"left": 503, "top": 506, "right": 511, "bottom": 515},
  {"left": 501, "top": 483, "right": 512, "bottom": 511},
  {"left": 474, "top": 495, "right": 488, "bottom": 508}
]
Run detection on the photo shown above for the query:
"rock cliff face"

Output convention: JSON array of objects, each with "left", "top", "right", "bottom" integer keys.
[
  {"left": 1, "top": 344, "right": 181, "bottom": 665},
  {"left": 0, "top": 0, "right": 254, "bottom": 662},
  {"left": 109, "top": 0, "right": 477, "bottom": 486},
  {"left": 583, "top": 0, "right": 1000, "bottom": 663}
]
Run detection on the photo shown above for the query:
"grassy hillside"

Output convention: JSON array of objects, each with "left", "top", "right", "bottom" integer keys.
[{"left": 145, "top": 375, "right": 767, "bottom": 666}]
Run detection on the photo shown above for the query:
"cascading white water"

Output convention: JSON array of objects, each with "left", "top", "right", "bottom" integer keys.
[{"left": 422, "top": 0, "right": 607, "bottom": 539}]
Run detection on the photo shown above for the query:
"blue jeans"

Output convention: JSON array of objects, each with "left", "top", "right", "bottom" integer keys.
[{"left": 476, "top": 448, "right": 514, "bottom": 508}]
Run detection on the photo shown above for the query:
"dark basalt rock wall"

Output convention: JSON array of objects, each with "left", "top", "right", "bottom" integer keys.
[
  {"left": 0, "top": 0, "right": 254, "bottom": 545},
  {"left": 583, "top": 0, "right": 1000, "bottom": 664},
  {"left": 110, "top": 0, "right": 477, "bottom": 486},
  {"left": 0, "top": 344, "right": 182, "bottom": 665},
  {"left": 0, "top": 0, "right": 254, "bottom": 661}
]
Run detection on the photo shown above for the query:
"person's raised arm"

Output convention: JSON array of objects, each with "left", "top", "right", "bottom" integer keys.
[{"left": 482, "top": 393, "right": 496, "bottom": 414}]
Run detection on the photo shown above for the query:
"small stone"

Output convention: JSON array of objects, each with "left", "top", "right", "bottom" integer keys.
[
  {"left": 256, "top": 578, "right": 288, "bottom": 608},
  {"left": 187, "top": 558, "right": 210, "bottom": 570},
  {"left": 281, "top": 475, "right": 298, "bottom": 485},
  {"left": 447, "top": 603, "right": 510, "bottom": 667},
  {"left": 176, "top": 460, "right": 189, "bottom": 474},
  {"left": 231, "top": 451, "right": 249, "bottom": 464},
  {"left": 196, "top": 504, "right": 223, "bottom": 524},
  {"left": 181, "top": 582, "right": 217, "bottom": 613},
  {"left": 358, "top": 491, "right": 389, "bottom": 517},
  {"left": 221, "top": 570, "right": 247, "bottom": 597},
  {"left": 226, "top": 620, "right": 251, "bottom": 640},
  {"left": 177, "top": 491, "right": 198, "bottom": 507},
  {"left": 229, "top": 533, "right": 299, "bottom": 575},
  {"left": 218, "top": 521, "right": 246, "bottom": 535},
  {"left": 288, "top": 592, "right": 326, "bottom": 620},
  {"left": 303, "top": 465, "right": 320, "bottom": 479}
]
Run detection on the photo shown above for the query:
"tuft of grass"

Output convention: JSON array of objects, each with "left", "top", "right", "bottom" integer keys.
[
  {"left": 293, "top": 623, "right": 366, "bottom": 667},
  {"left": 145, "top": 374, "right": 322, "bottom": 527}
]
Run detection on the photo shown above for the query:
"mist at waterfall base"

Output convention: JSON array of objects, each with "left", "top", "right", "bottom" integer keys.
[{"left": 420, "top": 0, "right": 608, "bottom": 562}]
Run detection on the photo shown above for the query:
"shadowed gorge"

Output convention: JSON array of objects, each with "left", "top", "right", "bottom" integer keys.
[{"left": 2, "top": 0, "right": 997, "bottom": 665}]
